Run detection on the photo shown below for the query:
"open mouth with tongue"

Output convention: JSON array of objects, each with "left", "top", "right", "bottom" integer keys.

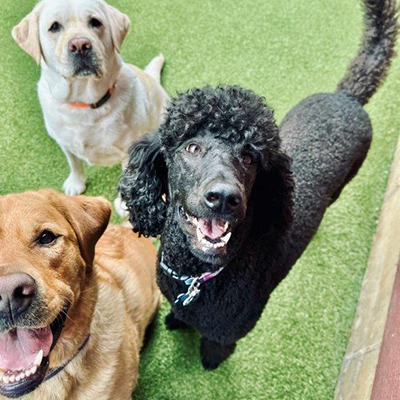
[
  {"left": 179, "top": 206, "right": 233, "bottom": 254},
  {"left": 0, "top": 310, "right": 68, "bottom": 398}
]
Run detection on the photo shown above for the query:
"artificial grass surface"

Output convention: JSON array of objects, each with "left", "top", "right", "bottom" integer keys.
[{"left": 1, "top": 0, "right": 399, "bottom": 399}]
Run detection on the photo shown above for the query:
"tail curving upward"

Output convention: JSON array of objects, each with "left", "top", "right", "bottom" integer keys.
[
  {"left": 144, "top": 53, "right": 166, "bottom": 84},
  {"left": 336, "top": 0, "right": 398, "bottom": 105}
]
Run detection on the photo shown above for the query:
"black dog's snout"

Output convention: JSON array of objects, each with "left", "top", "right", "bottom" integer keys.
[
  {"left": 0, "top": 273, "right": 36, "bottom": 318},
  {"left": 204, "top": 183, "right": 243, "bottom": 214}
]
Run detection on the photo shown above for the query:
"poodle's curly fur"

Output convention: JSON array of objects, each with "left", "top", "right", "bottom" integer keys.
[
  {"left": 120, "top": 0, "right": 397, "bottom": 369},
  {"left": 121, "top": 86, "right": 294, "bottom": 251}
]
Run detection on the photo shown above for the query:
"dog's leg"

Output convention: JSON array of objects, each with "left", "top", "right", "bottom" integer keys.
[
  {"left": 200, "top": 337, "right": 236, "bottom": 370},
  {"left": 115, "top": 160, "right": 130, "bottom": 218},
  {"left": 165, "top": 310, "right": 190, "bottom": 331},
  {"left": 144, "top": 53, "right": 165, "bottom": 83},
  {"left": 114, "top": 196, "right": 129, "bottom": 219},
  {"left": 62, "top": 150, "right": 87, "bottom": 196}
]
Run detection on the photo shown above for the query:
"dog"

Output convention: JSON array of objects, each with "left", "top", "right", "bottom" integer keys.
[
  {"left": 12, "top": 0, "right": 168, "bottom": 216},
  {"left": 119, "top": 0, "right": 397, "bottom": 369},
  {"left": 0, "top": 190, "right": 160, "bottom": 399}
]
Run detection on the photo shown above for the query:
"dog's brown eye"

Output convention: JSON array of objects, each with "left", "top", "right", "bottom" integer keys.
[
  {"left": 89, "top": 18, "right": 102, "bottom": 28},
  {"left": 37, "top": 231, "right": 57, "bottom": 246},
  {"left": 186, "top": 143, "right": 201, "bottom": 155},
  {"left": 242, "top": 154, "right": 253, "bottom": 166},
  {"left": 49, "top": 22, "right": 61, "bottom": 33}
]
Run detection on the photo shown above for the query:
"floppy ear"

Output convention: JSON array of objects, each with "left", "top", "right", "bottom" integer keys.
[
  {"left": 104, "top": 4, "right": 131, "bottom": 53},
  {"left": 251, "top": 150, "right": 294, "bottom": 239},
  {"left": 66, "top": 195, "right": 111, "bottom": 265},
  {"left": 119, "top": 133, "right": 168, "bottom": 237},
  {"left": 12, "top": 5, "right": 42, "bottom": 64},
  {"left": 58, "top": 193, "right": 111, "bottom": 266}
]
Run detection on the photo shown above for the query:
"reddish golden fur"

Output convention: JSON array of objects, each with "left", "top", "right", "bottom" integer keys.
[{"left": 0, "top": 190, "right": 160, "bottom": 400}]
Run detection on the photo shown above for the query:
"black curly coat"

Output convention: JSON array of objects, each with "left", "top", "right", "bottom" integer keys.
[{"left": 120, "top": 0, "right": 397, "bottom": 369}]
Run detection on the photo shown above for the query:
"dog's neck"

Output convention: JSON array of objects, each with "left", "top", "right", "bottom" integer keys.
[
  {"left": 160, "top": 208, "right": 255, "bottom": 276},
  {"left": 40, "top": 54, "right": 123, "bottom": 105},
  {"left": 158, "top": 198, "right": 284, "bottom": 278},
  {"left": 160, "top": 239, "right": 216, "bottom": 278}
]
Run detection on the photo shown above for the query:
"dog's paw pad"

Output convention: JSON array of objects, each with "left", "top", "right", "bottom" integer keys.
[
  {"left": 201, "top": 356, "right": 221, "bottom": 370},
  {"left": 63, "top": 176, "right": 86, "bottom": 196},
  {"left": 114, "top": 197, "right": 129, "bottom": 219},
  {"left": 165, "top": 312, "right": 189, "bottom": 331}
]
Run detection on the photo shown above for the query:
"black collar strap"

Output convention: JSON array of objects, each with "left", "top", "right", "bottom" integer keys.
[
  {"left": 69, "top": 84, "right": 116, "bottom": 110},
  {"left": 44, "top": 335, "right": 90, "bottom": 382}
]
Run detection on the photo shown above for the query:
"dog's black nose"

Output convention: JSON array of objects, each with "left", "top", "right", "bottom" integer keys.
[
  {"left": 68, "top": 37, "right": 92, "bottom": 54},
  {"left": 0, "top": 273, "right": 36, "bottom": 318},
  {"left": 204, "top": 184, "right": 242, "bottom": 214}
]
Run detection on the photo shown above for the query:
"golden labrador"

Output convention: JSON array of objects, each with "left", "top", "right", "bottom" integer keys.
[{"left": 0, "top": 190, "right": 160, "bottom": 400}]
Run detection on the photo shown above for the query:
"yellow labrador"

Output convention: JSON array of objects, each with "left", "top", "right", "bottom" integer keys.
[
  {"left": 12, "top": 0, "right": 169, "bottom": 216},
  {"left": 0, "top": 190, "right": 160, "bottom": 400}
]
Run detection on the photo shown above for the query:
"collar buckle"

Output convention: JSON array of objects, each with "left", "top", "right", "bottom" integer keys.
[
  {"left": 160, "top": 253, "right": 225, "bottom": 306},
  {"left": 175, "top": 279, "right": 201, "bottom": 306}
]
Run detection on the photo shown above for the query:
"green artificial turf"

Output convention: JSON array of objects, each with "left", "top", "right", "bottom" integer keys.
[{"left": 1, "top": 0, "right": 400, "bottom": 399}]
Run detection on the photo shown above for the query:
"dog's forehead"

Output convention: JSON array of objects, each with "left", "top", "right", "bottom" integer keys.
[
  {"left": 40, "top": 0, "right": 106, "bottom": 23},
  {"left": 174, "top": 131, "right": 241, "bottom": 148},
  {"left": 194, "top": 133, "right": 248, "bottom": 153},
  {"left": 0, "top": 193, "right": 70, "bottom": 237}
]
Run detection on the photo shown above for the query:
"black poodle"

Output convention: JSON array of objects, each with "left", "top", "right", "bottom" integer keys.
[{"left": 120, "top": 0, "right": 397, "bottom": 369}]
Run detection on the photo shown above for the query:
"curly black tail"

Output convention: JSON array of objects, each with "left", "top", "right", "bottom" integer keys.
[{"left": 336, "top": 0, "right": 398, "bottom": 105}]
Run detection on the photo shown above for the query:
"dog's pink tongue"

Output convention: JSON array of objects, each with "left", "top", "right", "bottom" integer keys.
[
  {"left": 198, "top": 219, "right": 227, "bottom": 239},
  {"left": 0, "top": 327, "right": 53, "bottom": 371}
]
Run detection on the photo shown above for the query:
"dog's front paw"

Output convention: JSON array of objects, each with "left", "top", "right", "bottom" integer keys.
[
  {"left": 63, "top": 175, "right": 86, "bottom": 196},
  {"left": 201, "top": 356, "right": 221, "bottom": 371},
  {"left": 165, "top": 311, "right": 190, "bottom": 331},
  {"left": 114, "top": 196, "right": 129, "bottom": 219},
  {"left": 200, "top": 338, "right": 236, "bottom": 370}
]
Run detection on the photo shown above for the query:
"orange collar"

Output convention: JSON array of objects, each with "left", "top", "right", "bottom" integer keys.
[{"left": 69, "top": 84, "right": 116, "bottom": 109}]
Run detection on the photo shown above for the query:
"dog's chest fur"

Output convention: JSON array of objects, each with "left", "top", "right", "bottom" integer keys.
[
  {"left": 38, "top": 64, "right": 165, "bottom": 166},
  {"left": 158, "top": 241, "right": 277, "bottom": 344}
]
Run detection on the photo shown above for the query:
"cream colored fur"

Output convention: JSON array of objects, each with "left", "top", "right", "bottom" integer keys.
[{"left": 12, "top": 0, "right": 168, "bottom": 217}]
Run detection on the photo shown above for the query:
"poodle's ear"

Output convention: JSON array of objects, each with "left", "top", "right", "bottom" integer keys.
[
  {"left": 119, "top": 133, "right": 168, "bottom": 237},
  {"left": 251, "top": 150, "right": 294, "bottom": 239}
]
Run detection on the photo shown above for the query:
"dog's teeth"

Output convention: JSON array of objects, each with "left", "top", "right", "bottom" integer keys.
[
  {"left": 2, "top": 375, "right": 9, "bottom": 384},
  {"left": 19, "top": 372, "right": 25, "bottom": 380},
  {"left": 34, "top": 350, "right": 43, "bottom": 367},
  {"left": 197, "top": 225, "right": 205, "bottom": 241},
  {"left": 200, "top": 237, "right": 212, "bottom": 248},
  {"left": 221, "top": 232, "right": 232, "bottom": 244},
  {"left": 15, "top": 375, "right": 21, "bottom": 382},
  {"left": 30, "top": 365, "right": 37, "bottom": 375},
  {"left": 203, "top": 240, "right": 227, "bottom": 250},
  {"left": 223, "top": 222, "right": 229, "bottom": 231},
  {"left": 25, "top": 370, "right": 31, "bottom": 378},
  {"left": 9, "top": 375, "right": 15, "bottom": 383}
]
